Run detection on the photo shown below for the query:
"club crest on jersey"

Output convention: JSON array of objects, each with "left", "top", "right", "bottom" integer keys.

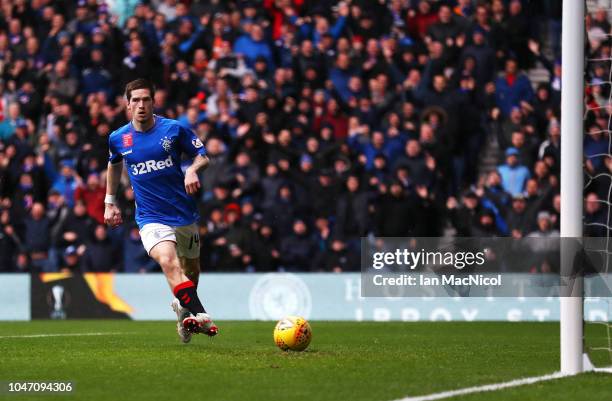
[
  {"left": 192, "top": 138, "right": 204, "bottom": 148},
  {"left": 122, "top": 133, "right": 133, "bottom": 147},
  {"left": 160, "top": 136, "right": 172, "bottom": 153}
]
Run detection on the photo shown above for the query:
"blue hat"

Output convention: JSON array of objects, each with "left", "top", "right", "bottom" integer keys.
[
  {"left": 64, "top": 245, "right": 78, "bottom": 256},
  {"left": 57, "top": 31, "right": 71, "bottom": 41},
  {"left": 505, "top": 147, "right": 519, "bottom": 157},
  {"left": 300, "top": 154, "right": 313, "bottom": 164},
  {"left": 60, "top": 159, "right": 76, "bottom": 169}
]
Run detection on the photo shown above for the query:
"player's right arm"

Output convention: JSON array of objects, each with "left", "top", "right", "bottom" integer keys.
[
  {"left": 104, "top": 135, "right": 124, "bottom": 227},
  {"left": 104, "top": 161, "right": 124, "bottom": 227}
]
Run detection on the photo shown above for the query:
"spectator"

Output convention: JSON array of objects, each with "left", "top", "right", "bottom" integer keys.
[
  {"left": 482, "top": 170, "right": 511, "bottom": 213},
  {"left": 222, "top": 151, "right": 260, "bottom": 200},
  {"left": 83, "top": 224, "right": 121, "bottom": 272},
  {"left": 497, "top": 147, "right": 530, "bottom": 196},
  {"left": 50, "top": 159, "right": 82, "bottom": 208},
  {"left": 375, "top": 180, "right": 414, "bottom": 237},
  {"left": 407, "top": 0, "right": 439, "bottom": 40},
  {"left": 16, "top": 81, "right": 42, "bottom": 121},
  {"left": 585, "top": 124, "right": 608, "bottom": 173},
  {"left": 447, "top": 191, "right": 480, "bottom": 236},
  {"left": 493, "top": 106, "right": 524, "bottom": 150},
  {"left": 199, "top": 137, "right": 228, "bottom": 198},
  {"left": 526, "top": 211, "right": 560, "bottom": 273},
  {"left": 169, "top": 59, "right": 199, "bottom": 106},
  {"left": 426, "top": 4, "right": 467, "bottom": 44},
  {"left": 59, "top": 244, "right": 83, "bottom": 273},
  {"left": 233, "top": 24, "right": 273, "bottom": 69},
  {"left": 312, "top": 238, "right": 359, "bottom": 272},
  {"left": 81, "top": 48, "right": 113, "bottom": 99},
  {"left": 584, "top": 192, "right": 609, "bottom": 237},
  {"left": 471, "top": 209, "right": 503, "bottom": 237},
  {"left": 47, "top": 60, "right": 79, "bottom": 100},
  {"left": 251, "top": 220, "right": 280, "bottom": 271},
  {"left": 393, "top": 139, "right": 432, "bottom": 186},
  {"left": 264, "top": 182, "right": 300, "bottom": 238},
  {"left": 330, "top": 53, "right": 357, "bottom": 102},
  {"left": 523, "top": 178, "right": 554, "bottom": 228},
  {"left": 0, "top": 103, "right": 23, "bottom": 141},
  {"left": 22, "top": 202, "right": 51, "bottom": 271},
  {"left": 215, "top": 203, "right": 251, "bottom": 270},
  {"left": 335, "top": 175, "right": 371, "bottom": 242},
  {"left": 55, "top": 200, "right": 95, "bottom": 253},
  {"left": 259, "top": 162, "right": 283, "bottom": 210},
  {"left": 505, "top": 0, "right": 531, "bottom": 68},
  {"left": 120, "top": 37, "right": 152, "bottom": 86},
  {"left": 208, "top": 41, "right": 250, "bottom": 87},
  {"left": 309, "top": 169, "right": 338, "bottom": 219},
  {"left": 494, "top": 58, "right": 534, "bottom": 117},
  {"left": 9, "top": 121, "right": 35, "bottom": 164},
  {"left": 460, "top": 28, "right": 496, "bottom": 87},
  {"left": 75, "top": 173, "right": 105, "bottom": 224},
  {"left": 199, "top": 206, "right": 227, "bottom": 270},
  {"left": 539, "top": 118, "right": 561, "bottom": 163},
  {"left": 0, "top": 208, "right": 21, "bottom": 271},
  {"left": 279, "top": 219, "right": 316, "bottom": 270},
  {"left": 0, "top": 0, "right": 593, "bottom": 272},
  {"left": 123, "top": 225, "right": 159, "bottom": 273},
  {"left": 295, "top": 3, "right": 348, "bottom": 46},
  {"left": 509, "top": 131, "right": 536, "bottom": 169},
  {"left": 506, "top": 194, "right": 530, "bottom": 238}
]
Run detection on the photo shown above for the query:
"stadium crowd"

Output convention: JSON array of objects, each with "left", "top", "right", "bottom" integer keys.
[{"left": 0, "top": 0, "right": 608, "bottom": 273}]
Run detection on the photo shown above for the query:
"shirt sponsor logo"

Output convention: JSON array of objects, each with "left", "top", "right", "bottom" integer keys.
[
  {"left": 130, "top": 155, "right": 174, "bottom": 175},
  {"left": 122, "top": 133, "right": 133, "bottom": 147},
  {"left": 121, "top": 150, "right": 133, "bottom": 156}
]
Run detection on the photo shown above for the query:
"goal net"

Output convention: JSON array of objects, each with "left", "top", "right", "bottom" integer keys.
[{"left": 582, "top": 0, "right": 612, "bottom": 370}]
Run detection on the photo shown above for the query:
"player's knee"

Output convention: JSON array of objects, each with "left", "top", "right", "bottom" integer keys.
[{"left": 158, "top": 254, "right": 179, "bottom": 271}]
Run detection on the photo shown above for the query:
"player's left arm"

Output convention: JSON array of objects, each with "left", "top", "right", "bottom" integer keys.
[
  {"left": 185, "top": 153, "right": 209, "bottom": 195},
  {"left": 177, "top": 124, "right": 209, "bottom": 195}
]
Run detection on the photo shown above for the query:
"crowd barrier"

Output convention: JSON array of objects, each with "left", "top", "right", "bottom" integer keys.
[{"left": 0, "top": 273, "right": 609, "bottom": 321}]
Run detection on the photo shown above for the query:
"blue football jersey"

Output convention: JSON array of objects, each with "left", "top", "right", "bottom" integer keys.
[{"left": 108, "top": 115, "right": 206, "bottom": 229}]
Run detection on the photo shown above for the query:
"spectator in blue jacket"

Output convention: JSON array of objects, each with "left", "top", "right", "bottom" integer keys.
[
  {"left": 233, "top": 24, "right": 274, "bottom": 69},
  {"left": 292, "top": 3, "right": 348, "bottom": 46},
  {"left": 329, "top": 53, "right": 356, "bottom": 101},
  {"left": 495, "top": 58, "right": 534, "bottom": 116},
  {"left": 50, "top": 160, "right": 81, "bottom": 208},
  {"left": 497, "top": 147, "right": 531, "bottom": 197},
  {"left": 0, "top": 103, "right": 23, "bottom": 141},
  {"left": 81, "top": 48, "right": 113, "bottom": 99}
]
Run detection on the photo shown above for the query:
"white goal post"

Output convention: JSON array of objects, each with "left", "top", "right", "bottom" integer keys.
[{"left": 560, "top": 0, "right": 585, "bottom": 375}]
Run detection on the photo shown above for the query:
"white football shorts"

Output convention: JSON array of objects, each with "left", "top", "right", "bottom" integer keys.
[{"left": 139, "top": 222, "right": 200, "bottom": 259}]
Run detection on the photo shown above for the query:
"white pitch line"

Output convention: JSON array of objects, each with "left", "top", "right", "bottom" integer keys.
[
  {"left": 0, "top": 332, "right": 135, "bottom": 339},
  {"left": 394, "top": 372, "right": 569, "bottom": 401}
]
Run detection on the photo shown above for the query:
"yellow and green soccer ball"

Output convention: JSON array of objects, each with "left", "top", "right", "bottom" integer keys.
[{"left": 273, "top": 316, "right": 312, "bottom": 351}]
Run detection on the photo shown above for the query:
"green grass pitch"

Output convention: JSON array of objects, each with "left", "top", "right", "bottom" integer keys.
[{"left": 0, "top": 321, "right": 610, "bottom": 401}]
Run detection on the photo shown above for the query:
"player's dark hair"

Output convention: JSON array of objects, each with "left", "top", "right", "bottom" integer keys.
[{"left": 124, "top": 78, "right": 155, "bottom": 102}]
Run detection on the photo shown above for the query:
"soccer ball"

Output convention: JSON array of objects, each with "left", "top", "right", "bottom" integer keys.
[{"left": 273, "top": 316, "right": 312, "bottom": 351}]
